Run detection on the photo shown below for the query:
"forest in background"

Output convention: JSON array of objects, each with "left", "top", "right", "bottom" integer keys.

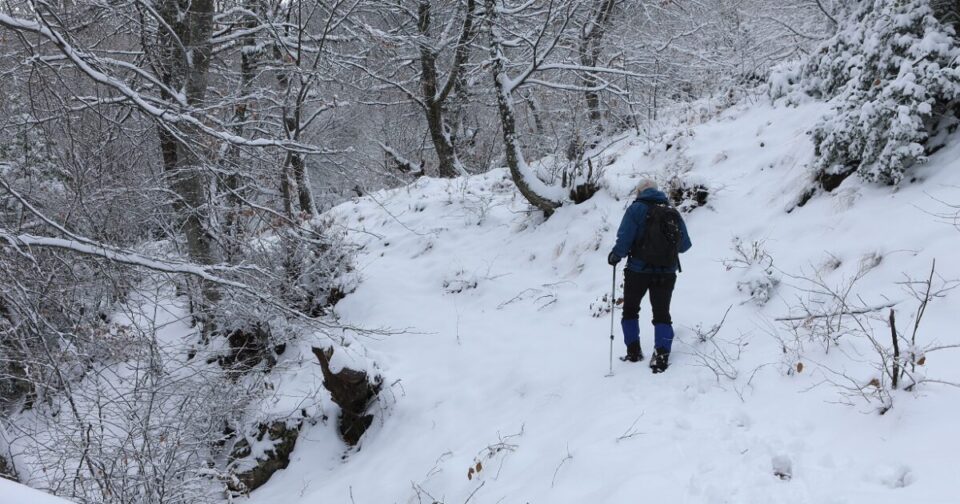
[{"left": 4, "top": 1, "right": 960, "bottom": 502}]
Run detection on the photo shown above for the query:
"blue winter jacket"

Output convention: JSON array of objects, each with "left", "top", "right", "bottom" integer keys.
[{"left": 610, "top": 188, "right": 692, "bottom": 273}]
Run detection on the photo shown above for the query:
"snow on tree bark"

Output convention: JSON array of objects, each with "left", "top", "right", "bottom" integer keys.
[{"left": 483, "top": 0, "right": 564, "bottom": 217}]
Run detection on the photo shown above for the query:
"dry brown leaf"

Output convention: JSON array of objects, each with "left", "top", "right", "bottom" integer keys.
[
  {"left": 917, "top": 356, "right": 926, "bottom": 366},
  {"left": 476, "top": 461, "right": 483, "bottom": 473},
  {"left": 796, "top": 362, "right": 804, "bottom": 373},
  {"left": 467, "top": 468, "right": 474, "bottom": 480},
  {"left": 868, "top": 378, "right": 881, "bottom": 388}
]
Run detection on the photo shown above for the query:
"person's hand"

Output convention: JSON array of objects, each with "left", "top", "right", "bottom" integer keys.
[{"left": 607, "top": 252, "right": 621, "bottom": 266}]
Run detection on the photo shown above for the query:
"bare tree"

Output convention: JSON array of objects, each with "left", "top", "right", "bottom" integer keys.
[
  {"left": 0, "top": 2, "right": 366, "bottom": 501},
  {"left": 482, "top": 0, "right": 576, "bottom": 216},
  {"left": 351, "top": 0, "right": 478, "bottom": 178},
  {"left": 415, "top": 0, "right": 478, "bottom": 177},
  {"left": 578, "top": 0, "right": 618, "bottom": 131}
]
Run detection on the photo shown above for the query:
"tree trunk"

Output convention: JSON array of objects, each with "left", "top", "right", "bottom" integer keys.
[
  {"left": 418, "top": 0, "right": 474, "bottom": 178},
  {"left": 290, "top": 146, "right": 316, "bottom": 218},
  {"left": 280, "top": 159, "right": 295, "bottom": 220},
  {"left": 424, "top": 100, "right": 461, "bottom": 178},
  {"left": 579, "top": 0, "right": 617, "bottom": 131},
  {"left": 274, "top": 6, "right": 317, "bottom": 220},
  {"left": 222, "top": 0, "right": 261, "bottom": 261},
  {"left": 156, "top": 0, "right": 220, "bottom": 305},
  {"left": 524, "top": 92, "right": 545, "bottom": 135},
  {"left": 484, "top": 0, "right": 561, "bottom": 217}
]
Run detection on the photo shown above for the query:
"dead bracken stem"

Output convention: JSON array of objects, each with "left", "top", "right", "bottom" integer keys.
[
  {"left": 551, "top": 445, "right": 574, "bottom": 488},
  {"left": 889, "top": 309, "right": 899, "bottom": 390}
]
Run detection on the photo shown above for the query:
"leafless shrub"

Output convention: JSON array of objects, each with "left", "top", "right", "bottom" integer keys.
[
  {"left": 471, "top": 426, "right": 524, "bottom": 481},
  {"left": 890, "top": 260, "right": 960, "bottom": 391},
  {"left": 458, "top": 189, "right": 502, "bottom": 226},
  {"left": 686, "top": 306, "right": 745, "bottom": 382},
  {"left": 775, "top": 259, "right": 959, "bottom": 413},
  {"left": 921, "top": 191, "right": 960, "bottom": 235},
  {"left": 1, "top": 288, "right": 260, "bottom": 503},
  {"left": 775, "top": 256, "right": 889, "bottom": 354},
  {"left": 411, "top": 426, "right": 523, "bottom": 504},
  {"left": 724, "top": 237, "right": 780, "bottom": 306}
]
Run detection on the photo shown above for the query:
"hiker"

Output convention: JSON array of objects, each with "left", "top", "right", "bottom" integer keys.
[{"left": 607, "top": 179, "right": 692, "bottom": 373}]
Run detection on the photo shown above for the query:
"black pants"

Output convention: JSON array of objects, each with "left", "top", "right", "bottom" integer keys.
[{"left": 622, "top": 269, "right": 676, "bottom": 325}]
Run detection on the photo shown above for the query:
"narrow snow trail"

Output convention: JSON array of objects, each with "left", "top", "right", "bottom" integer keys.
[{"left": 250, "top": 101, "right": 960, "bottom": 504}]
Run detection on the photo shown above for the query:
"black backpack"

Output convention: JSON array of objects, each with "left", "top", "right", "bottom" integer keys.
[{"left": 630, "top": 200, "right": 683, "bottom": 271}]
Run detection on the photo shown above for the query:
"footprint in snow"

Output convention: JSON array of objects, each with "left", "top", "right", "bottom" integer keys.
[
  {"left": 879, "top": 465, "right": 915, "bottom": 489},
  {"left": 674, "top": 417, "right": 692, "bottom": 431},
  {"left": 730, "top": 411, "right": 751, "bottom": 429},
  {"left": 772, "top": 454, "right": 793, "bottom": 481}
]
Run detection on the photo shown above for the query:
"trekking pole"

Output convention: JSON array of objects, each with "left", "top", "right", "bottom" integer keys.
[{"left": 606, "top": 265, "right": 616, "bottom": 377}]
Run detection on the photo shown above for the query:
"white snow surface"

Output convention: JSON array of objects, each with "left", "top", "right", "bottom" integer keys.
[
  {"left": 0, "top": 478, "right": 74, "bottom": 504},
  {"left": 247, "top": 99, "right": 960, "bottom": 503}
]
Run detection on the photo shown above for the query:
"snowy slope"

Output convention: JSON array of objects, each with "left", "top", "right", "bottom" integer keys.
[
  {"left": 0, "top": 478, "right": 75, "bottom": 504},
  {"left": 249, "top": 98, "right": 960, "bottom": 504}
]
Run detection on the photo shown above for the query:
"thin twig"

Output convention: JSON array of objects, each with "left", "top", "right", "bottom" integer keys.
[
  {"left": 615, "top": 414, "right": 645, "bottom": 442},
  {"left": 463, "top": 481, "right": 486, "bottom": 504},
  {"left": 775, "top": 302, "right": 898, "bottom": 322},
  {"left": 910, "top": 259, "right": 936, "bottom": 373},
  {"left": 551, "top": 445, "right": 573, "bottom": 488}
]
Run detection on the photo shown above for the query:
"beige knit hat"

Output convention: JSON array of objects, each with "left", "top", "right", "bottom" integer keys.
[{"left": 635, "top": 177, "right": 659, "bottom": 194}]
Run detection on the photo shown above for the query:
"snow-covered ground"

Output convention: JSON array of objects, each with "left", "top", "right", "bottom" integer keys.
[
  {"left": 12, "top": 96, "right": 956, "bottom": 504},
  {"left": 251, "top": 98, "right": 958, "bottom": 503},
  {"left": 0, "top": 478, "right": 74, "bottom": 504}
]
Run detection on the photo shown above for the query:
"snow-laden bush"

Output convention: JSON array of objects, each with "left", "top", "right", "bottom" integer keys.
[
  {"left": 442, "top": 269, "right": 479, "bottom": 294},
  {"left": 767, "top": 60, "right": 804, "bottom": 103},
  {"left": 736, "top": 267, "right": 780, "bottom": 306},
  {"left": 654, "top": 149, "right": 711, "bottom": 213},
  {"left": 276, "top": 221, "right": 357, "bottom": 317},
  {"left": 207, "top": 219, "right": 356, "bottom": 371},
  {"left": 0, "top": 244, "right": 137, "bottom": 409},
  {"left": 723, "top": 237, "right": 779, "bottom": 306},
  {"left": 804, "top": 0, "right": 960, "bottom": 186}
]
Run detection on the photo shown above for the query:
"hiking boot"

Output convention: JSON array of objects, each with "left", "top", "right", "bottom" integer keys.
[
  {"left": 621, "top": 341, "right": 644, "bottom": 362},
  {"left": 649, "top": 348, "right": 669, "bottom": 373}
]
